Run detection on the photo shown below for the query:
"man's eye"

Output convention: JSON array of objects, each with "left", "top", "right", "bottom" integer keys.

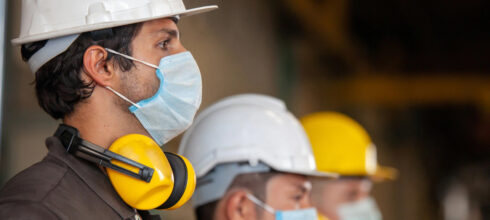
[
  {"left": 158, "top": 40, "right": 170, "bottom": 49},
  {"left": 292, "top": 194, "right": 303, "bottom": 201}
]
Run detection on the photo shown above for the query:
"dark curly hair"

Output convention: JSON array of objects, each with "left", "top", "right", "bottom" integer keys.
[{"left": 21, "top": 23, "right": 143, "bottom": 119}]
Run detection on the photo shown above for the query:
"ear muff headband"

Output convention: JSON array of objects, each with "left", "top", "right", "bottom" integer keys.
[
  {"left": 158, "top": 152, "right": 188, "bottom": 209},
  {"left": 54, "top": 124, "right": 154, "bottom": 182}
]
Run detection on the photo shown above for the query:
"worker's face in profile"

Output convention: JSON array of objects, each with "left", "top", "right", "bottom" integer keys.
[
  {"left": 109, "top": 17, "right": 186, "bottom": 133},
  {"left": 258, "top": 174, "right": 313, "bottom": 220},
  {"left": 311, "top": 178, "right": 372, "bottom": 220},
  {"left": 117, "top": 17, "right": 186, "bottom": 108}
]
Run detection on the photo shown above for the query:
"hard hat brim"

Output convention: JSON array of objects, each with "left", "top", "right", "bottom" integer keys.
[
  {"left": 274, "top": 167, "right": 339, "bottom": 179},
  {"left": 372, "top": 165, "right": 398, "bottom": 181},
  {"left": 12, "top": 5, "right": 218, "bottom": 45}
]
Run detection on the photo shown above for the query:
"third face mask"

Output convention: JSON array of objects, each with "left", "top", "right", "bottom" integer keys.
[{"left": 337, "top": 197, "right": 382, "bottom": 220}]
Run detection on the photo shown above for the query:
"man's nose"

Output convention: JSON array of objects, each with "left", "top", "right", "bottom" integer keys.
[
  {"left": 300, "top": 195, "right": 313, "bottom": 208},
  {"left": 171, "top": 41, "right": 187, "bottom": 55}
]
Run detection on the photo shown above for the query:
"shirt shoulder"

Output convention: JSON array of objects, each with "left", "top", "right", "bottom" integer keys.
[
  {"left": 0, "top": 155, "right": 68, "bottom": 204},
  {"left": 0, "top": 201, "right": 59, "bottom": 220}
]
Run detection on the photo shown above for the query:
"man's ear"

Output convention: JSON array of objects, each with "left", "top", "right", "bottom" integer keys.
[
  {"left": 82, "top": 45, "right": 115, "bottom": 87},
  {"left": 225, "top": 190, "right": 257, "bottom": 220}
]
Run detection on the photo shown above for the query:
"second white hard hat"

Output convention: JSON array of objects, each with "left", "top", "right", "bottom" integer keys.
[{"left": 178, "top": 94, "right": 337, "bottom": 179}]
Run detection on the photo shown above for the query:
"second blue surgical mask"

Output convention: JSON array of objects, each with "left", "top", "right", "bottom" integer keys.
[
  {"left": 105, "top": 48, "right": 202, "bottom": 146},
  {"left": 246, "top": 193, "right": 318, "bottom": 220},
  {"left": 337, "top": 197, "right": 382, "bottom": 220}
]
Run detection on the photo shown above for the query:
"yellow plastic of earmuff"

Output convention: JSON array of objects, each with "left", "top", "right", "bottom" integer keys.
[{"left": 106, "top": 134, "right": 175, "bottom": 210}]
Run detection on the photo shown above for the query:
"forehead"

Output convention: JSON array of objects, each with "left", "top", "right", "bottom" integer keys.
[
  {"left": 266, "top": 174, "right": 309, "bottom": 193},
  {"left": 317, "top": 178, "right": 372, "bottom": 192},
  {"left": 138, "top": 17, "right": 179, "bottom": 35}
]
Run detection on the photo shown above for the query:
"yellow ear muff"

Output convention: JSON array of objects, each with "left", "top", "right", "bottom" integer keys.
[
  {"left": 106, "top": 134, "right": 174, "bottom": 210},
  {"left": 105, "top": 134, "right": 196, "bottom": 210},
  {"left": 157, "top": 153, "right": 196, "bottom": 210}
]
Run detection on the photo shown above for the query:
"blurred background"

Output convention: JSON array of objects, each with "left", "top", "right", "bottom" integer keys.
[{"left": 1, "top": 0, "right": 489, "bottom": 219}]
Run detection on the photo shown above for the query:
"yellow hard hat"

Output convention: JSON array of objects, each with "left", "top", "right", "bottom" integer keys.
[{"left": 301, "top": 112, "right": 397, "bottom": 180}]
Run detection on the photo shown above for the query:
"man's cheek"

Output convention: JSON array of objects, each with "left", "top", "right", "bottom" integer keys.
[{"left": 149, "top": 76, "right": 160, "bottom": 96}]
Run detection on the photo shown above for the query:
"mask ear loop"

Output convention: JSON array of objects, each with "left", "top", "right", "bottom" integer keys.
[
  {"left": 105, "top": 86, "right": 141, "bottom": 108},
  {"left": 104, "top": 48, "right": 161, "bottom": 109},
  {"left": 105, "top": 48, "right": 159, "bottom": 69},
  {"left": 246, "top": 193, "right": 276, "bottom": 214}
]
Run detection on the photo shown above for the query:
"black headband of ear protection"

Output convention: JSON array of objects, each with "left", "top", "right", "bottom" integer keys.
[{"left": 54, "top": 124, "right": 154, "bottom": 183}]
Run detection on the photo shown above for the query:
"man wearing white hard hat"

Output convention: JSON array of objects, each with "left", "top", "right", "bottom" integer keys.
[
  {"left": 179, "top": 94, "right": 337, "bottom": 220},
  {"left": 0, "top": 0, "right": 217, "bottom": 219}
]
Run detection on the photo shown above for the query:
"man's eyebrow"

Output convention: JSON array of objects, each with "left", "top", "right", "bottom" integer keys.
[
  {"left": 158, "top": 28, "right": 179, "bottom": 38},
  {"left": 294, "top": 184, "right": 309, "bottom": 194}
]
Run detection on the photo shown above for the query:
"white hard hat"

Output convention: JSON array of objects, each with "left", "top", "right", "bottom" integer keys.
[
  {"left": 14, "top": 0, "right": 217, "bottom": 72},
  {"left": 178, "top": 94, "right": 338, "bottom": 179},
  {"left": 12, "top": 0, "right": 218, "bottom": 45}
]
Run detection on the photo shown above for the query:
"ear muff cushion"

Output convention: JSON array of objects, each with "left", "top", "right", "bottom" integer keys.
[{"left": 157, "top": 152, "right": 188, "bottom": 209}]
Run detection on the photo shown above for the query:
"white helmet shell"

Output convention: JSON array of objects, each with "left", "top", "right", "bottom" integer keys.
[
  {"left": 12, "top": 0, "right": 218, "bottom": 45},
  {"left": 179, "top": 94, "right": 337, "bottom": 178}
]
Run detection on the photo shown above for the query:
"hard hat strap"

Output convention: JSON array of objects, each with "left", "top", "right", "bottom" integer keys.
[
  {"left": 26, "top": 34, "right": 80, "bottom": 73},
  {"left": 21, "top": 40, "right": 47, "bottom": 61}
]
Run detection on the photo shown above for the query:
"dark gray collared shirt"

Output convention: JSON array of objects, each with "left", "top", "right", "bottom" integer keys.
[{"left": 0, "top": 136, "right": 145, "bottom": 219}]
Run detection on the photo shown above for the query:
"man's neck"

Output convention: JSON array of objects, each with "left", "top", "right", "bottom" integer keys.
[{"left": 63, "top": 88, "right": 148, "bottom": 149}]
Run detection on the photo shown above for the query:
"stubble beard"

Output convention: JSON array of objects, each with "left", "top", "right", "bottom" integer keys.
[
  {"left": 117, "top": 69, "right": 160, "bottom": 111},
  {"left": 116, "top": 70, "right": 160, "bottom": 134}
]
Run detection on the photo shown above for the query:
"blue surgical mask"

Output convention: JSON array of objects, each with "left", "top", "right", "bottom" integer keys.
[
  {"left": 105, "top": 48, "right": 202, "bottom": 146},
  {"left": 337, "top": 197, "right": 382, "bottom": 220},
  {"left": 246, "top": 193, "right": 318, "bottom": 220}
]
